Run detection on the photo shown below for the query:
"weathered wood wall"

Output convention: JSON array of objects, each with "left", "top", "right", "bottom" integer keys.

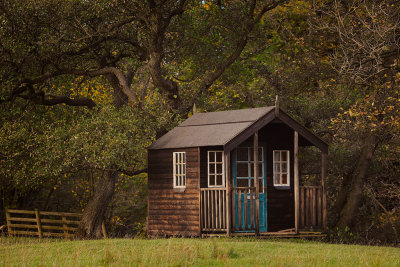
[
  {"left": 260, "top": 123, "right": 295, "bottom": 232},
  {"left": 147, "top": 147, "right": 201, "bottom": 237}
]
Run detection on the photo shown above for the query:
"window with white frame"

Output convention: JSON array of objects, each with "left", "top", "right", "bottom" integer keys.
[
  {"left": 273, "top": 150, "right": 290, "bottom": 186},
  {"left": 173, "top": 152, "right": 186, "bottom": 188},
  {"left": 236, "top": 147, "right": 264, "bottom": 192},
  {"left": 208, "top": 151, "right": 224, "bottom": 187}
]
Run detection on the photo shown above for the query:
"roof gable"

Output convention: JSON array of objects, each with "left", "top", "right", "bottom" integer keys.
[{"left": 148, "top": 106, "right": 328, "bottom": 153}]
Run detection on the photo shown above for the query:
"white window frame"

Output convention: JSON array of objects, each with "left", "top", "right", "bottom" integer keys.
[
  {"left": 273, "top": 150, "right": 290, "bottom": 186},
  {"left": 173, "top": 152, "right": 186, "bottom": 188},
  {"left": 235, "top": 147, "right": 264, "bottom": 192},
  {"left": 207, "top": 151, "right": 225, "bottom": 187}
]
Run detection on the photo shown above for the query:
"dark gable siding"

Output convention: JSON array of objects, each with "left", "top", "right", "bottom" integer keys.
[
  {"left": 260, "top": 123, "right": 295, "bottom": 232},
  {"left": 147, "top": 147, "right": 200, "bottom": 237}
]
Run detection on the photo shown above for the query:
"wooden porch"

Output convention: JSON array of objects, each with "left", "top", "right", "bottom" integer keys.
[
  {"left": 199, "top": 129, "right": 327, "bottom": 237},
  {"left": 200, "top": 185, "right": 326, "bottom": 236}
]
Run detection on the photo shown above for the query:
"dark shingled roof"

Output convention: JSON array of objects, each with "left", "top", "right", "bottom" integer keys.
[
  {"left": 149, "top": 107, "right": 274, "bottom": 149},
  {"left": 148, "top": 106, "right": 328, "bottom": 153}
]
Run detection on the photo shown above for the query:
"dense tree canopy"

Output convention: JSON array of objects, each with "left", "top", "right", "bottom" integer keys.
[{"left": 0, "top": 0, "right": 399, "bottom": 243}]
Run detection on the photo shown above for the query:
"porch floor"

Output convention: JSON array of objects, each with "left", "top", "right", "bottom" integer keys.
[{"left": 201, "top": 229, "right": 325, "bottom": 238}]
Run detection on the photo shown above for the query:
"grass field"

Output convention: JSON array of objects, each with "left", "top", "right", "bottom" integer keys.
[{"left": 0, "top": 237, "right": 399, "bottom": 266}]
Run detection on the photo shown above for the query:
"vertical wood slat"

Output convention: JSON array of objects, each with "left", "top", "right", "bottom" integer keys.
[
  {"left": 300, "top": 187, "right": 305, "bottom": 228},
  {"left": 34, "top": 209, "right": 43, "bottom": 239},
  {"left": 250, "top": 189, "right": 254, "bottom": 229},
  {"left": 317, "top": 187, "right": 322, "bottom": 227},
  {"left": 206, "top": 191, "right": 208, "bottom": 230},
  {"left": 5, "top": 209, "right": 12, "bottom": 237},
  {"left": 309, "top": 188, "right": 312, "bottom": 228},
  {"left": 232, "top": 189, "right": 235, "bottom": 229},
  {"left": 305, "top": 188, "right": 310, "bottom": 227},
  {"left": 312, "top": 188, "right": 317, "bottom": 227},
  {"left": 238, "top": 190, "right": 242, "bottom": 230},
  {"left": 244, "top": 190, "right": 248, "bottom": 229}
]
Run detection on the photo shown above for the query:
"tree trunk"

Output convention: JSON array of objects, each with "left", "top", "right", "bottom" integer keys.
[
  {"left": 77, "top": 170, "right": 117, "bottom": 239},
  {"left": 336, "top": 135, "right": 377, "bottom": 229}
]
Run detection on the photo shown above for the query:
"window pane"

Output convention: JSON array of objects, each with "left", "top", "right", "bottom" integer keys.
[
  {"left": 274, "top": 163, "right": 280, "bottom": 173},
  {"left": 216, "top": 175, "right": 223, "bottom": 185},
  {"left": 282, "top": 162, "right": 287, "bottom": 172},
  {"left": 274, "top": 174, "right": 281, "bottom": 185},
  {"left": 209, "top": 151, "right": 215, "bottom": 162},
  {"left": 216, "top": 163, "right": 222, "bottom": 174},
  {"left": 282, "top": 174, "right": 288, "bottom": 185},
  {"left": 250, "top": 163, "right": 263, "bottom": 178},
  {"left": 281, "top": 151, "right": 287, "bottom": 161},
  {"left": 216, "top": 152, "right": 222, "bottom": 162},
  {"left": 250, "top": 178, "right": 254, "bottom": 187},
  {"left": 183, "top": 165, "right": 186, "bottom": 174},
  {"left": 209, "top": 163, "right": 215, "bottom": 174},
  {"left": 237, "top": 163, "right": 248, "bottom": 177},
  {"left": 183, "top": 175, "right": 186, "bottom": 186},
  {"left": 209, "top": 175, "right": 215, "bottom": 186},
  {"left": 183, "top": 153, "right": 186, "bottom": 162},
  {"left": 237, "top": 179, "right": 248, "bottom": 187},
  {"left": 274, "top": 151, "right": 280, "bottom": 161},
  {"left": 258, "top": 179, "right": 264, "bottom": 189},
  {"left": 250, "top": 148, "right": 263, "bottom": 161},
  {"left": 237, "top": 147, "right": 248, "bottom": 161}
]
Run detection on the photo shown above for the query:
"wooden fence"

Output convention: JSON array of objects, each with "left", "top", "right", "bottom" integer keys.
[
  {"left": 5, "top": 208, "right": 82, "bottom": 239},
  {"left": 200, "top": 188, "right": 227, "bottom": 231},
  {"left": 299, "top": 186, "right": 323, "bottom": 229}
]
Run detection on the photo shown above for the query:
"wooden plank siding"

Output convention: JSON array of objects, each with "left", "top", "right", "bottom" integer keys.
[
  {"left": 147, "top": 148, "right": 201, "bottom": 237},
  {"left": 261, "top": 123, "right": 295, "bottom": 232}
]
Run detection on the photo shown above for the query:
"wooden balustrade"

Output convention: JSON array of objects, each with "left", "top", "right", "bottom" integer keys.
[
  {"left": 299, "top": 186, "right": 324, "bottom": 229},
  {"left": 200, "top": 188, "right": 227, "bottom": 231},
  {"left": 231, "top": 187, "right": 262, "bottom": 231}
]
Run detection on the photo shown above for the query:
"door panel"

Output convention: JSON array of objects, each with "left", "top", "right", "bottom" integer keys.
[{"left": 233, "top": 146, "right": 267, "bottom": 232}]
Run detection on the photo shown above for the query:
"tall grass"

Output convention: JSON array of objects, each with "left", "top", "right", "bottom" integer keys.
[{"left": 0, "top": 237, "right": 399, "bottom": 266}]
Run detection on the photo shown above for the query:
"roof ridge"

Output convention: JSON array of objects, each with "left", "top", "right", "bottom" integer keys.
[{"left": 178, "top": 120, "right": 256, "bottom": 127}]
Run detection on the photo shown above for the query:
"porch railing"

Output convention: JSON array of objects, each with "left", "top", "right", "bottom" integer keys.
[
  {"left": 200, "top": 188, "right": 227, "bottom": 231},
  {"left": 231, "top": 187, "right": 257, "bottom": 231},
  {"left": 299, "top": 186, "right": 324, "bottom": 229}
]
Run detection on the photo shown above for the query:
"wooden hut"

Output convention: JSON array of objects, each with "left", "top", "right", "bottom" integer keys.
[{"left": 147, "top": 104, "right": 328, "bottom": 237}]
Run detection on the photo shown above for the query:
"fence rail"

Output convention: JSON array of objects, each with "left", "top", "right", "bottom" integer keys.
[
  {"left": 5, "top": 208, "right": 82, "bottom": 239},
  {"left": 299, "top": 186, "right": 323, "bottom": 229},
  {"left": 200, "top": 188, "right": 227, "bottom": 231}
]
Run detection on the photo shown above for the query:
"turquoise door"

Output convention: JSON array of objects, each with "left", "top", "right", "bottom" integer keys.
[{"left": 233, "top": 146, "right": 267, "bottom": 232}]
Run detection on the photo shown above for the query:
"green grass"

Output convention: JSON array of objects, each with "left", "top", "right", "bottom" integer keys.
[{"left": 0, "top": 237, "right": 399, "bottom": 266}]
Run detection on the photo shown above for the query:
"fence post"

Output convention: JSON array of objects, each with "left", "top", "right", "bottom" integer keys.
[
  {"left": 62, "top": 216, "right": 69, "bottom": 239},
  {"left": 34, "top": 209, "right": 43, "bottom": 239},
  {"left": 5, "top": 208, "right": 12, "bottom": 237}
]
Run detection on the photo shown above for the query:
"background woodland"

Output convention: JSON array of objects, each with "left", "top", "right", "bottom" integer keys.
[{"left": 0, "top": 0, "right": 399, "bottom": 244}]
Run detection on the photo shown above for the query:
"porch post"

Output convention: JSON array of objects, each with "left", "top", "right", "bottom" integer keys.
[
  {"left": 321, "top": 152, "right": 327, "bottom": 230},
  {"left": 225, "top": 152, "right": 231, "bottom": 236},
  {"left": 294, "top": 131, "right": 299, "bottom": 234},
  {"left": 254, "top": 131, "right": 260, "bottom": 236}
]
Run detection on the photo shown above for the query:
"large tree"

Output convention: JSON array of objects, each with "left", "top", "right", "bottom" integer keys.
[{"left": 0, "top": 0, "right": 287, "bottom": 238}]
